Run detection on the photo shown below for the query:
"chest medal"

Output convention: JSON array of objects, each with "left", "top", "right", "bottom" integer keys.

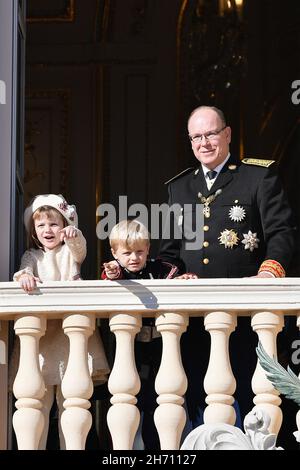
[{"left": 218, "top": 229, "right": 239, "bottom": 249}]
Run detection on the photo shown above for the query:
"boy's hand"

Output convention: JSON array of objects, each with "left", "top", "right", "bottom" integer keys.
[
  {"left": 19, "top": 273, "right": 42, "bottom": 293},
  {"left": 175, "top": 273, "right": 198, "bottom": 280},
  {"left": 59, "top": 226, "right": 78, "bottom": 242},
  {"left": 103, "top": 261, "right": 121, "bottom": 279}
]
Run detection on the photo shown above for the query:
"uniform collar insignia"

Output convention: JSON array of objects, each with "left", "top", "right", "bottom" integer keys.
[{"left": 164, "top": 167, "right": 194, "bottom": 185}]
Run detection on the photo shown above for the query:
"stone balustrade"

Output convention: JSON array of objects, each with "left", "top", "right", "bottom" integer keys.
[{"left": 0, "top": 278, "right": 299, "bottom": 449}]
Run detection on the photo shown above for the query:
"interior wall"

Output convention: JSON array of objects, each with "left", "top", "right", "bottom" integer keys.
[
  {"left": 179, "top": 0, "right": 300, "bottom": 275},
  {"left": 25, "top": 0, "right": 183, "bottom": 276},
  {"left": 242, "top": 0, "right": 300, "bottom": 275},
  {"left": 25, "top": 0, "right": 300, "bottom": 277}
]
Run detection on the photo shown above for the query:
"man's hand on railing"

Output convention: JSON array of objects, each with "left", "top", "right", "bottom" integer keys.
[
  {"left": 250, "top": 272, "right": 275, "bottom": 278},
  {"left": 175, "top": 273, "right": 198, "bottom": 280}
]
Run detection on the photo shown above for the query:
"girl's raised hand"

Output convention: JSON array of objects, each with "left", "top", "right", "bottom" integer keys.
[{"left": 59, "top": 226, "right": 78, "bottom": 242}]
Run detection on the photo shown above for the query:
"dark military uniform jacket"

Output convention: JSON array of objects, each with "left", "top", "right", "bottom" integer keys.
[{"left": 159, "top": 156, "right": 296, "bottom": 278}]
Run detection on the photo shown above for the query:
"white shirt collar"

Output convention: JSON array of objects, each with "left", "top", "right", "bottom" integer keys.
[{"left": 201, "top": 153, "right": 231, "bottom": 178}]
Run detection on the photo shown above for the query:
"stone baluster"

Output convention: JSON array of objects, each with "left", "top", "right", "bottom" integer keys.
[
  {"left": 107, "top": 313, "right": 142, "bottom": 450},
  {"left": 204, "top": 311, "right": 237, "bottom": 425},
  {"left": 13, "top": 315, "right": 46, "bottom": 449},
  {"left": 154, "top": 312, "right": 188, "bottom": 450},
  {"left": 61, "top": 314, "right": 95, "bottom": 450},
  {"left": 251, "top": 311, "right": 284, "bottom": 434}
]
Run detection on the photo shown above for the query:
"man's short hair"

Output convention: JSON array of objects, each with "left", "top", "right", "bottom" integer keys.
[{"left": 187, "top": 105, "right": 226, "bottom": 128}]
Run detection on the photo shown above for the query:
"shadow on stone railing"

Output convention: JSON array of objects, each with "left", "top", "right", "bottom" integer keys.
[{"left": 180, "top": 409, "right": 283, "bottom": 450}]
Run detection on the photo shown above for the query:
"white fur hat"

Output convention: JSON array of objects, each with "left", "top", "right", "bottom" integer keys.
[{"left": 24, "top": 194, "right": 78, "bottom": 232}]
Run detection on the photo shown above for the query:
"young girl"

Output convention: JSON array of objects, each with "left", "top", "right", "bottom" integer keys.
[{"left": 10, "top": 193, "right": 110, "bottom": 449}]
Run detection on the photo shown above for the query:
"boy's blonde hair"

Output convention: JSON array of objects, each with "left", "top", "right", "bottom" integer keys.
[{"left": 109, "top": 219, "right": 150, "bottom": 250}]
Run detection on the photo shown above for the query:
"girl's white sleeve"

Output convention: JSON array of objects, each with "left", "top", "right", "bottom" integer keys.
[
  {"left": 13, "top": 251, "right": 35, "bottom": 281},
  {"left": 65, "top": 229, "right": 87, "bottom": 264}
]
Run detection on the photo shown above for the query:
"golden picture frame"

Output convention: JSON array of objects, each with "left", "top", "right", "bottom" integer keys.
[{"left": 27, "top": 0, "right": 75, "bottom": 23}]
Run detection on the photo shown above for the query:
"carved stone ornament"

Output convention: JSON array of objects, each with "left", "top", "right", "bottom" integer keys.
[
  {"left": 256, "top": 341, "right": 300, "bottom": 444},
  {"left": 180, "top": 409, "right": 283, "bottom": 450}
]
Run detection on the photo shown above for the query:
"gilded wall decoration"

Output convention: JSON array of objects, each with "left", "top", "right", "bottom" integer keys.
[
  {"left": 94, "top": 0, "right": 111, "bottom": 42},
  {"left": 177, "top": 0, "right": 246, "bottom": 164},
  {"left": 130, "top": 0, "right": 149, "bottom": 37},
  {"left": 187, "top": 0, "right": 245, "bottom": 105},
  {"left": 27, "top": 0, "right": 75, "bottom": 23}
]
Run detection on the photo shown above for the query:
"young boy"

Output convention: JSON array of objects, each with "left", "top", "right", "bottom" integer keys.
[{"left": 101, "top": 219, "right": 196, "bottom": 449}]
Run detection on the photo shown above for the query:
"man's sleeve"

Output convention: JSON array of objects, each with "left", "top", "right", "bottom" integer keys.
[
  {"left": 13, "top": 251, "right": 35, "bottom": 281},
  {"left": 257, "top": 166, "right": 297, "bottom": 275},
  {"left": 158, "top": 184, "right": 186, "bottom": 273}
]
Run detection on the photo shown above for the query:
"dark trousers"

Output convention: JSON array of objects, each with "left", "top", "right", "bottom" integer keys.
[{"left": 135, "top": 337, "right": 162, "bottom": 450}]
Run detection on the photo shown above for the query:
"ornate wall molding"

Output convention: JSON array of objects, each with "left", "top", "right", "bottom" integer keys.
[
  {"left": 94, "top": 0, "right": 111, "bottom": 42},
  {"left": 25, "top": 89, "right": 70, "bottom": 204},
  {"left": 27, "top": 0, "right": 75, "bottom": 23},
  {"left": 176, "top": 0, "right": 246, "bottom": 166}
]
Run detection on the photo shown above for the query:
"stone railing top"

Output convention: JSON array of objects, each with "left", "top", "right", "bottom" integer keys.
[{"left": 0, "top": 278, "right": 300, "bottom": 319}]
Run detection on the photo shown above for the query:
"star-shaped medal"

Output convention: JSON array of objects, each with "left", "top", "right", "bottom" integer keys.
[
  {"left": 218, "top": 229, "right": 239, "bottom": 249},
  {"left": 229, "top": 205, "right": 246, "bottom": 222},
  {"left": 242, "top": 231, "right": 259, "bottom": 252}
]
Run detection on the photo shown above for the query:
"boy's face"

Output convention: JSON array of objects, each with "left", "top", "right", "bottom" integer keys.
[{"left": 111, "top": 241, "right": 149, "bottom": 272}]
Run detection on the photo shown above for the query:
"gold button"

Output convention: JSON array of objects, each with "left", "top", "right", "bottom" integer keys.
[
  {"left": 203, "top": 225, "right": 209, "bottom": 231},
  {"left": 203, "top": 241, "right": 209, "bottom": 248},
  {"left": 203, "top": 258, "right": 209, "bottom": 265}
]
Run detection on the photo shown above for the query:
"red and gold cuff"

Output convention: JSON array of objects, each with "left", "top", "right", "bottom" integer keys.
[{"left": 258, "top": 260, "right": 286, "bottom": 278}]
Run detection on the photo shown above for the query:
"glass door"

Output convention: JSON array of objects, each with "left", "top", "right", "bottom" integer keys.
[{"left": 0, "top": 0, "right": 26, "bottom": 449}]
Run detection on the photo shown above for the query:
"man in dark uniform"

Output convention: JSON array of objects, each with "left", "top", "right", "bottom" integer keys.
[{"left": 159, "top": 105, "right": 296, "bottom": 429}]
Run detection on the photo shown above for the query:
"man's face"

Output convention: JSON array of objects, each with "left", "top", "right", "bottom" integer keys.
[{"left": 188, "top": 109, "right": 231, "bottom": 169}]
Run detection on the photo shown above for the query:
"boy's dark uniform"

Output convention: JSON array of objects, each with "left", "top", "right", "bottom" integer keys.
[
  {"left": 159, "top": 156, "right": 296, "bottom": 428},
  {"left": 102, "top": 259, "right": 179, "bottom": 449}
]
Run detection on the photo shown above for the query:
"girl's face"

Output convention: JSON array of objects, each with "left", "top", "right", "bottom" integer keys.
[
  {"left": 111, "top": 241, "right": 149, "bottom": 272},
  {"left": 34, "top": 212, "right": 64, "bottom": 250}
]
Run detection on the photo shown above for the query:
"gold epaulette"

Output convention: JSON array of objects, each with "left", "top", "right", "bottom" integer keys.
[
  {"left": 164, "top": 167, "right": 194, "bottom": 185},
  {"left": 242, "top": 158, "right": 275, "bottom": 168}
]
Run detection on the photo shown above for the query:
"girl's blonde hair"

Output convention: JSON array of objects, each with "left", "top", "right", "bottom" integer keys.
[
  {"left": 28, "top": 206, "right": 67, "bottom": 249},
  {"left": 109, "top": 219, "right": 150, "bottom": 251}
]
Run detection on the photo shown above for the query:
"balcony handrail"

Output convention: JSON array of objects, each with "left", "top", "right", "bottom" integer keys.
[{"left": 1, "top": 278, "right": 300, "bottom": 318}]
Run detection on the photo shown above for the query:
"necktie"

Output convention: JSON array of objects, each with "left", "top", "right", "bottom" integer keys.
[{"left": 207, "top": 170, "right": 217, "bottom": 180}]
